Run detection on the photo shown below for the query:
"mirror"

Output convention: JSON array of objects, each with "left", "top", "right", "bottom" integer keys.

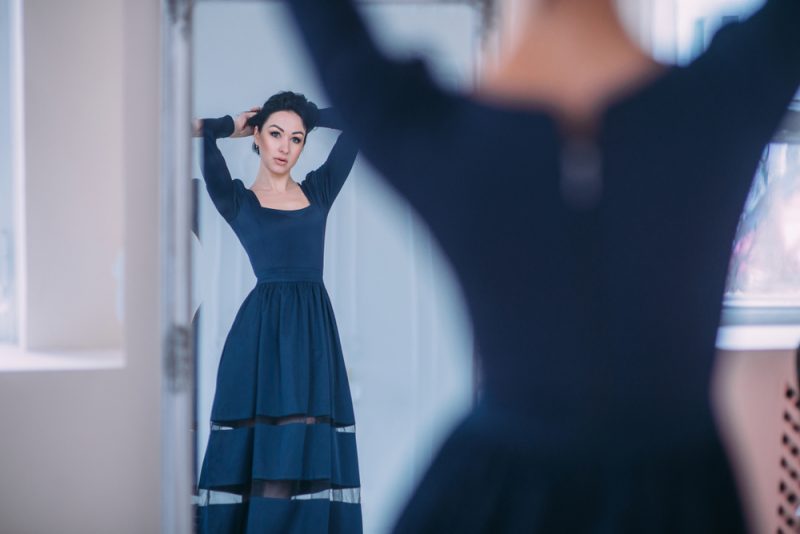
[{"left": 189, "top": 2, "right": 480, "bottom": 531}]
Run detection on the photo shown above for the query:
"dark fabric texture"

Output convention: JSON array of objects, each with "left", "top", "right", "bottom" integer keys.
[
  {"left": 197, "top": 109, "right": 362, "bottom": 533},
  {"left": 284, "top": 0, "right": 800, "bottom": 531},
  {"left": 196, "top": 499, "right": 362, "bottom": 534}
]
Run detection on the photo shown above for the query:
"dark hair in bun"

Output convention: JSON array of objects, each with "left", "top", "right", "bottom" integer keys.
[{"left": 246, "top": 91, "right": 319, "bottom": 154}]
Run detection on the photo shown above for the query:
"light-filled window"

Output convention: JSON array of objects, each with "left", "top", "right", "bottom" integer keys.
[
  {"left": 727, "top": 141, "right": 800, "bottom": 305},
  {"left": 0, "top": 0, "right": 16, "bottom": 344},
  {"left": 0, "top": 0, "right": 125, "bottom": 370}
]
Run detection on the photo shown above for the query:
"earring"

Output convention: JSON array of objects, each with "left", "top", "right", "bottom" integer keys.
[{"left": 253, "top": 143, "right": 260, "bottom": 155}]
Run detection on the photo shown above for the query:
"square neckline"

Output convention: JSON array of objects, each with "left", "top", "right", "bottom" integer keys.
[{"left": 243, "top": 180, "right": 314, "bottom": 213}]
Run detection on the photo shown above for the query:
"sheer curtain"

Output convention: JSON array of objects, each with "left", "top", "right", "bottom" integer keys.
[{"left": 191, "top": 3, "right": 478, "bottom": 532}]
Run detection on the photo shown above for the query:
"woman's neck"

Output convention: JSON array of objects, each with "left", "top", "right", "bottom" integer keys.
[
  {"left": 480, "top": 0, "right": 660, "bottom": 127},
  {"left": 252, "top": 166, "right": 293, "bottom": 191}
]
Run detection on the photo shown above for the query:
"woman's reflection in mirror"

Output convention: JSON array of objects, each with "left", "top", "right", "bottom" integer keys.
[{"left": 193, "top": 91, "right": 363, "bottom": 532}]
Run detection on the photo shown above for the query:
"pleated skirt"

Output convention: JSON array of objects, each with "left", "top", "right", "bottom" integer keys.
[{"left": 197, "top": 280, "right": 362, "bottom": 534}]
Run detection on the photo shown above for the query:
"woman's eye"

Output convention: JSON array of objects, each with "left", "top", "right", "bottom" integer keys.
[
  {"left": 270, "top": 131, "right": 280, "bottom": 138},
  {"left": 292, "top": 137, "right": 302, "bottom": 144}
]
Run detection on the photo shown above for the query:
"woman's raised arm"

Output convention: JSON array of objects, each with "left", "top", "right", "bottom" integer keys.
[
  {"left": 286, "top": 3, "right": 459, "bottom": 160},
  {"left": 695, "top": 0, "right": 800, "bottom": 149},
  {"left": 198, "top": 109, "right": 259, "bottom": 222},
  {"left": 286, "top": 0, "right": 472, "bottom": 219},
  {"left": 303, "top": 107, "right": 359, "bottom": 209}
]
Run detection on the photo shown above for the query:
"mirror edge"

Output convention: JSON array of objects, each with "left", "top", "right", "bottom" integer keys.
[{"left": 160, "top": 0, "right": 195, "bottom": 533}]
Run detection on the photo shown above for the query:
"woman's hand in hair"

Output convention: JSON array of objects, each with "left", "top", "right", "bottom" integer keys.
[
  {"left": 191, "top": 118, "right": 203, "bottom": 138},
  {"left": 231, "top": 107, "right": 261, "bottom": 138}
]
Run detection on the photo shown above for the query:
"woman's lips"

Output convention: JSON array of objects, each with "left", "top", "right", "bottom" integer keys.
[{"left": 274, "top": 157, "right": 288, "bottom": 166}]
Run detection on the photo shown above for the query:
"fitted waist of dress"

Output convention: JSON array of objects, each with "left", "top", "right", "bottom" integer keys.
[{"left": 255, "top": 267, "right": 324, "bottom": 284}]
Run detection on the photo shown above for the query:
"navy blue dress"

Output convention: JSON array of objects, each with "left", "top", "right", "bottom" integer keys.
[
  {"left": 196, "top": 110, "right": 362, "bottom": 533},
  {"left": 285, "top": 0, "right": 800, "bottom": 532}
]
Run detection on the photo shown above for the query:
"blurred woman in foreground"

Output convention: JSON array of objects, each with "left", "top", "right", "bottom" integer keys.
[{"left": 285, "top": 0, "right": 800, "bottom": 531}]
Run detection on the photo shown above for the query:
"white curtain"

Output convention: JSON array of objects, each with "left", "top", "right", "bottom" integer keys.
[{"left": 192, "top": 3, "right": 478, "bottom": 532}]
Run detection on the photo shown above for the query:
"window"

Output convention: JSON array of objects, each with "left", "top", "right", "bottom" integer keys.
[
  {"left": 0, "top": 0, "right": 125, "bottom": 369},
  {"left": 727, "top": 139, "right": 800, "bottom": 306},
  {"left": 0, "top": 0, "right": 16, "bottom": 344}
]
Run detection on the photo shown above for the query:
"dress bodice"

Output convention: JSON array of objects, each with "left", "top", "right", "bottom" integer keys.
[{"left": 200, "top": 111, "right": 357, "bottom": 283}]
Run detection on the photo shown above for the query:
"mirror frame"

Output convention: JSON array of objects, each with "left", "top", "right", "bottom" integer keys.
[
  {"left": 161, "top": 0, "right": 194, "bottom": 533},
  {"left": 159, "top": 2, "right": 495, "bottom": 532}
]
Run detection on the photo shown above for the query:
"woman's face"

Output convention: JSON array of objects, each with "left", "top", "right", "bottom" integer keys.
[{"left": 254, "top": 110, "right": 306, "bottom": 175}]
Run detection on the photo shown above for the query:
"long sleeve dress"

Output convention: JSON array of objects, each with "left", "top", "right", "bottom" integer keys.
[
  {"left": 284, "top": 0, "right": 800, "bottom": 532},
  {"left": 196, "top": 109, "right": 363, "bottom": 534}
]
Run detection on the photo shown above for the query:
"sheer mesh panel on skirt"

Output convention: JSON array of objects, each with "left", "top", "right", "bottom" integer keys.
[{"left": 196, "top": 281, "right": 362, "bottom": 533}]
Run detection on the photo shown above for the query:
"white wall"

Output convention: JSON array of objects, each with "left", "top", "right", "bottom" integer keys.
[{"left": 0, "top": 1, "right": 162, "bottom": 533}]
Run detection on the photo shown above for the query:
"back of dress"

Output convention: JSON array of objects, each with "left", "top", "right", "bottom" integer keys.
[
  {"left": 286, "top": 0, "right": 799, "bottom": 431},
  {"left": 286, "top": 0, "right": 800, "bottom": 531}
]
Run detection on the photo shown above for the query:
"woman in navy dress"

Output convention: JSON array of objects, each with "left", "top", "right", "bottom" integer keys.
[
  {"left": 284, "top": 0, "right": 800, "bottom": 532},
  {"left": 194, "top": 91, "right": 362, "bottom": 533}
]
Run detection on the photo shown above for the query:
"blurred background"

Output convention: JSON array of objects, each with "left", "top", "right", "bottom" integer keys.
[{"left": 0, "top": 0, "right": 798, "bottom": 533}]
